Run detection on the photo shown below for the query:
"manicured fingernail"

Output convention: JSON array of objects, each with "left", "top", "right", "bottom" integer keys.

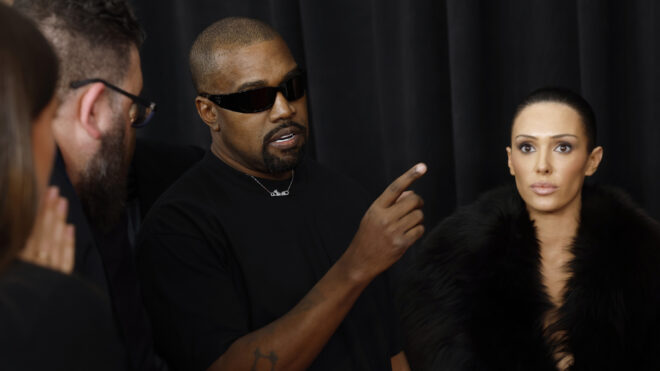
[{"left": 415, "top": 163, "right": 427, "bottom": 174}]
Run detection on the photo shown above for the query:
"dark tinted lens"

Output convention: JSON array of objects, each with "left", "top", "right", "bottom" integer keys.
[
  {"left": 222, "top": 87, "right": 278, "bottom": 113},
  {"left": 205, "top": 73, "right": 306, "bottom": 113},
  {"left": 281, "top": 74, "right": 306, "bottom": 102}
]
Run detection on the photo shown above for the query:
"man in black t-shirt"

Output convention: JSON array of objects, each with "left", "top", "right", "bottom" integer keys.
[{"left": 138, "top": 17, "right": 426, "bottom": 371}]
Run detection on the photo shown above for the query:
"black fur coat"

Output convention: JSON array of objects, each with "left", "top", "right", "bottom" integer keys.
[{"left": 400, "top": 185, "right": 660, "bottom": 371}]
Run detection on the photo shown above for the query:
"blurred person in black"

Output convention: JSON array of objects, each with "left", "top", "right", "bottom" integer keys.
[
  {"left": 0, "top": 3, "right": 126, "bottom": 369},
  {"left": 13, "top": 0, "right": 163, "bottom": 369},
  {"left": 138, "top": 17, "right": 425, "bottom": 371}
]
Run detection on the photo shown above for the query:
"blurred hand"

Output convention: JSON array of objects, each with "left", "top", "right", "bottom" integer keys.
[
  {"left": 21, "top": 186, "right": 75, "bottom": 274},
  {"left": 343, "top": 163, "right": 427, "bottom": 281}
]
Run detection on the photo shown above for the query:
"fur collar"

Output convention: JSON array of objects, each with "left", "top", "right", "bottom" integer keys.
[{"left": 401, "top": 185, "right": 660, "bottom": 371}]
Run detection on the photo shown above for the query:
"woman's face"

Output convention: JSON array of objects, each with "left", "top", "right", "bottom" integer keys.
[
  {"left": 31, "top": 97, "right": 58, "bottom": 198},
  {"left": 506, "top": 102, "right": 603, "bottom": 216}
]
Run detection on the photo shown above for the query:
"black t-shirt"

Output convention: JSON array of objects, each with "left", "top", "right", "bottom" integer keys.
[
  {"left": 0, "top": 261, "right": 128, "bottom": 370},
  {"left": 138, "top": 152, "right": 401, "bottom": 371}
]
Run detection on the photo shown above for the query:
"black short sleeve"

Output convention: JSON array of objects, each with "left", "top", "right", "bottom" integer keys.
[
  {"left": 138, "top": 231, "right": 248, "bottom": 371},
  {"left": 138, "top": 152, "right": 402, "bottom": 370}
]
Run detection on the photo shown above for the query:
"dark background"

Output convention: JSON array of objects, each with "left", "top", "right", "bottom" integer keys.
[{"left": 132, "top": 0, "right": 660, "bottom": 230}]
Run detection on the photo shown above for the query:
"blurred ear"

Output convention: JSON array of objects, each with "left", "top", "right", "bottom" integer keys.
[
  {"left": 195, "top": 97, "right": 220, "bottom": 131},
  {"left": 77, "top": 83, "right": 105, "bottom": 140},
  {"left": 506, "top": 146, "right": 515, "bottom": 175},
  {"left": 585, "top": 146, "right": 603, "bottom": 176}
]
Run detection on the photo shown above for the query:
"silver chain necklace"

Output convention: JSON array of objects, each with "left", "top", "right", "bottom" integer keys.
[{"left": 248, "top": 170, "right": 294, "bottom": 197}]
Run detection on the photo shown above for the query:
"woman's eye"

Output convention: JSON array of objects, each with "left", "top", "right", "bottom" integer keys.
[
  {"left": 519, "top": 143, "right": 534, "bottom": 153},
  {"left": 555, "top": 143, "right": 572, "bottom": 153}
]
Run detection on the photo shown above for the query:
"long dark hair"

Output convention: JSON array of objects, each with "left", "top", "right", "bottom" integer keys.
[{"left": 0, "top": 3, "right": 59, "bottom": 271}]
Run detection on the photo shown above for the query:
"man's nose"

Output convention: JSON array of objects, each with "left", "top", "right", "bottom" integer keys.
[{"left": 269, "top": 91, "right": 296, "bottom": 122}]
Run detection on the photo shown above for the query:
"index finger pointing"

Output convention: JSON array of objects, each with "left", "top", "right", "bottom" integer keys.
[{"left": 377, "top": 163, "right": 427, "bottom": 207}]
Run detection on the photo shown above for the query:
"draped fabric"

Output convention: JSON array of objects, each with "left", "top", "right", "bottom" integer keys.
[{"left": 133, "top": 0, "right": 660, "bottom": 227}]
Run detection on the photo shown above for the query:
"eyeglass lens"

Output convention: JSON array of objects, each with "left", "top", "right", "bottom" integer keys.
[{"left": 129, "top": 103, "right": 155, "bottom": 128}]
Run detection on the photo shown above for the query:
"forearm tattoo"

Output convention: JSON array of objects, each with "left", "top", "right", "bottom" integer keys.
[{"left": 251, "top": 348, "right": 278, "bottom": 371}]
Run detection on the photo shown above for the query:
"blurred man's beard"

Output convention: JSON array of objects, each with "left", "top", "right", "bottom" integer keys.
[
  {"left": 77, "top": 122, "right": 130, "bottom": 232},
  {"left": 262, "top": 122, "right": 307, "bottom": 174}
]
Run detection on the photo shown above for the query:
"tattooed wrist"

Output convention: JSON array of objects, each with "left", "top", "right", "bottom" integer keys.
[{"left": 251, "top": 348, "right": 278, "bottom": 371}]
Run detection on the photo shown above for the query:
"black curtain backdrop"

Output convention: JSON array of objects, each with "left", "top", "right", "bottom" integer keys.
[{"left": 133, "top": 0, "right": 660, "bottom": 230}]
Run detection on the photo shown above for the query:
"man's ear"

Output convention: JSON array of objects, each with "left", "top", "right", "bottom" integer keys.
[
  {"left": 506, "top": 146, "right": 515, "bottom": 175},
  {"left": 195, "top": 97, "right": 221, "bottom": 131},
  {"left": 78, "top": 82, "right": 105, "bottom": 140},
  {"left": 585, "top": 146, "right": 603, "bottom": 176}
]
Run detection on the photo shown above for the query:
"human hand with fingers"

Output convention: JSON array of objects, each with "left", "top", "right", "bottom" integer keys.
[
  {"left": 21, "top": 186, "right": 75, "bottom": 274},
  {"left": 205, "top": 163, "right": 427, "bottom": 371},
  {"left": 342, "top": 163, "right": 427, "bottom": 282}
]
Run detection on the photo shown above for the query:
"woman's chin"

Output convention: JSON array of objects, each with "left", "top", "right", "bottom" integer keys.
[{"left": 522, "top": 194, "right": 565, "bottom": 215}]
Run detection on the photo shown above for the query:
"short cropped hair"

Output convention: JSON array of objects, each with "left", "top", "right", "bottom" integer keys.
[
  {"left": 0, "top": 3, "right": 59, "bottom": 270},
  {"left": 13, "top": 0, "right": 144, "bottom": 97},
  {"left": 513, "top": 87, "right": 598, "bottom": 151},
  {"left": 189, "top": 17, "right": 280, "bottom": 93}
]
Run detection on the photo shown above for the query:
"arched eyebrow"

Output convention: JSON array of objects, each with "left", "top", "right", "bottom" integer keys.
[
  {"left": 235, "top": 66, "right": 302, "bottom": 92},
  {"left": 515, "top": 134, "right": 578, "bottom": 140}
]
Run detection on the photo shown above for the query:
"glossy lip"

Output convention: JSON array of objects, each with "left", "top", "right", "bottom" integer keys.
[{"left": 530, "top": 182, "right": 558, "bottom": 195}]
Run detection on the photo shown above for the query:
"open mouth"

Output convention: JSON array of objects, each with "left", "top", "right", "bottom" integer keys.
[
  {"left": 264, "top": 123, "right": 306, "bottom": 150},
  {"left": 274, "top": 133, "right": 295, "bottom": 143},
  {"left": 267, "top": 129, "right": 301, "bottom": 150}
]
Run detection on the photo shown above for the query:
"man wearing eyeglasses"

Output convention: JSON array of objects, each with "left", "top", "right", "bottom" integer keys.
[
  {"left": 14, "top": 0, "right": 162, "bottom": 370},
  {"left": 138, "top": 17, "right": 423, "bottom": 371}
]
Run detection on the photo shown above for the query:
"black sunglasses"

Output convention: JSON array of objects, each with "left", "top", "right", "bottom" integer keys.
[
  {"left": 199, "top": 73, "right": 306, "bottom": 113},
  {"left": 70, "top": 78, "right": 157, "bottom": 128}
]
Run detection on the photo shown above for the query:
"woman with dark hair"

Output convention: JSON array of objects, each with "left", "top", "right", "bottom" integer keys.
[
  {"left": 0, "top": 0, "right": 73, "bottom": 274},
  {"left": 401, "top": 87, "right": 660, "bottom": 370},
  {"left": 0, "top": 3, "right": 127, "bottom": 369}
]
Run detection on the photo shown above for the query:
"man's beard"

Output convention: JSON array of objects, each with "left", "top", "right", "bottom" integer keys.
[
  {"left": 262, "top": 122, "right": 307, "bottom": 174},
  {"left": 76, "top": 122, "right": 130, "bottom": 232}
]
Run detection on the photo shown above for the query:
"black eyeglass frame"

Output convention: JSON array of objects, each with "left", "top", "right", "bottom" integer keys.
[
  {"left": 69, "top": 78, "right": 156, "bottom": 128},
  {"left": 198, "top": 72, "right": 307, "bottom": 114}
]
